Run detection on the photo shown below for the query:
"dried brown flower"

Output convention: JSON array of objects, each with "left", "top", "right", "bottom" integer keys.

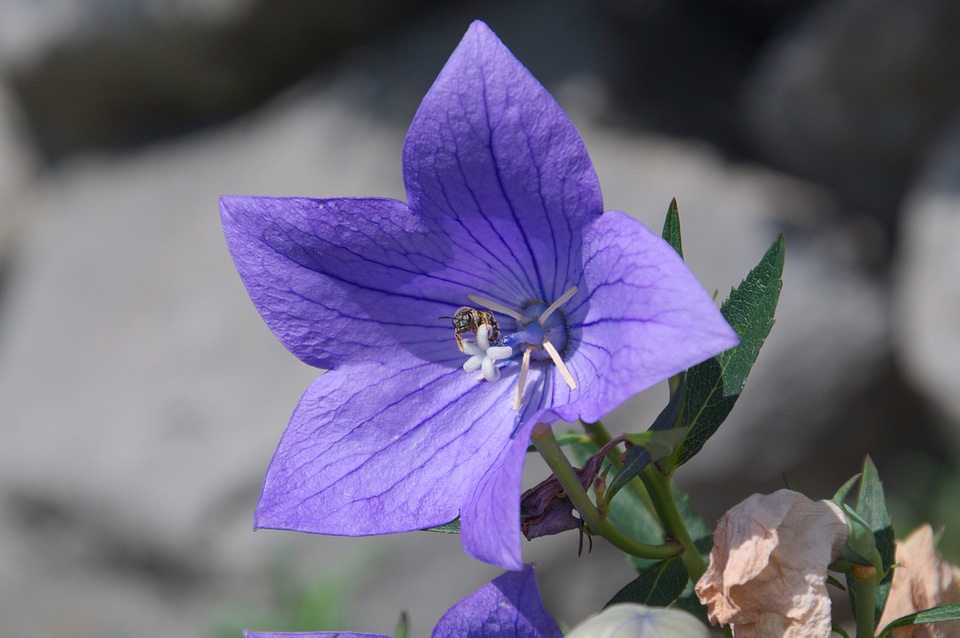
[
  {"left": 695, "top": 489, "right": 848, "bottom": 637},
  {"left": 878, "top": 525, "right": 960, "bottom": 637}
]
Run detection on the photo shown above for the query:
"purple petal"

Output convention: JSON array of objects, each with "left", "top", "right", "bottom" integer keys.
[
  {"left": 255, "top": 352, "right": 550, "bottom": 569},
  {"left": 555, "top": 211, "right": 740, "bottom": 423},
  {"left": 460, "top": 416, "right": 544, "bottom": 570},
  {"left": 402, "top": 21, "right": 602, "bottom": 306},
  {"left": 431, "top": 565, "right": 562, "bottom": 638},
  {"left": 220, "top": 195, "right": 508, "bottom": 369}
]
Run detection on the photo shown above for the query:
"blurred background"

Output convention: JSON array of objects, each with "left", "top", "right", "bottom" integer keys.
[{"left": 0, "top": 0, "right": 958, "bottom": 636}]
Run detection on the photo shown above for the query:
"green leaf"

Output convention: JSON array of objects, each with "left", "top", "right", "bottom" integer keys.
[
  {"left": 611, "top": 493, "right": 668, "bottom": 572},
  {"left": 670, "top": 581, "right": 713, "bottom": 627},
  {"left": 606, "top": 377, "right": 686, "bottom": 501},
  {"left": 878, "top": 603, "right": 960, "bottom": 637},
  {"left": 637, "top": 482, "right": 712, "bottom": 576},
  {"left": 623, "top": 428, "right": 690, "bottom": 462},
  {"left": 662, "top": 198, "right": 684, "bottom": 259},
  {"left": 676, "top": 235, "right": 784, "bottom": 466},
  {"left": 845, "top": 457, "right": 895, "bottom": 627},
  {"left": 606, "top": 557, "right": 688, "bottom": 608},
  {"left": 856, "top": 457, "right": 892, "bottom": 536},
  {"left": 393, "top": 612, "right": 409, "bottom": 638},
  {"left": 781, "top": 472, "right": 800, "bottom": 492},
  {"left": 833, "top": 473, "right": 862, "bottom": 507},
  {"left": 826, "top": 575, "right": 847, "bottom": 591},
  {"left": 423, "top": 518, "right": 461, "bottom": 534},
  {"left": 607, "top": 428, "right": 689, "bottom": 504}
]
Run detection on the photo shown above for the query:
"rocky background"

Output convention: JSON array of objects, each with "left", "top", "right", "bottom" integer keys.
[{"left": 0, "top": 0, "right": 958, "bottom": 636}]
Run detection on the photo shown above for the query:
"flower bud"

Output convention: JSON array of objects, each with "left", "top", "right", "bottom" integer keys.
[{"left": 565, "top": 603, "right": 710, "bottom": 638}]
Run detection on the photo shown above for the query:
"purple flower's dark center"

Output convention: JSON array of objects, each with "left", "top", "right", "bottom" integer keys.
[{"left": 461, "top": 286, "right": 578, "bottom": 410}]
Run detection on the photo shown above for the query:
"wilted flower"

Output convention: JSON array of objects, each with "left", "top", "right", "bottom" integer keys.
[
  {"left": 695, "top": 489, "right": 849, "bottom": 637},
  {"left": 521, "top": 434, "right": 622, "bottom": 542},
  {"left": 244, "top": 564, "right": 561, "bottom": 638},
  {"left": 221, "top": 20, "right": 738, "bottom": 569},
  {"left": 565, "top": 603, "right": 711, "bottom": 638},
  {"left": 878, "top": 524, "right": 960, "bottom": 637}
]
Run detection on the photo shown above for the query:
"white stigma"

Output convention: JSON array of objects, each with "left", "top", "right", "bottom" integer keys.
[{"left": 462, "top": 325, "right": 512, "bottom": 382}]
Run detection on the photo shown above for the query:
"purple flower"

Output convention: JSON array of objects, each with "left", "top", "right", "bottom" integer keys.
[
  {"left": 221, "top": 21, "right": 738, "bottom": 570},
  {"left": 243, "top": 564, "right": 561, "bottom": 638}
]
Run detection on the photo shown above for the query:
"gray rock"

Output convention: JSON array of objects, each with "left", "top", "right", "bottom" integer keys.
[
  {"left": 742, "top": 0, "right": 960, "bottom": 220},
  {"left": 894, "top": 117, "right": 960, "bottom": 457},
  {"left": 0, "top": 88, "right": 378, "bottom": 637},
  {"left": 0, "top": 0, "right": 437, "bottom": 156},
  {"left": 0, "top": 83, "right": 396, "bottom": 565}
]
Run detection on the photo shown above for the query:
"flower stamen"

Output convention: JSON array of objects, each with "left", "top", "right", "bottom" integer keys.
[
  {"left": 513, "top": 348, "right": 531, "bottom": 411},
  {"left": 539, "top": 286, "right": 578, "bottom": 325},
  {"left": 468, "top": 294, "right": 524, "bottom": 321},
  {"left": 542, "top": 340, "right": 576, "bottom": 390}
]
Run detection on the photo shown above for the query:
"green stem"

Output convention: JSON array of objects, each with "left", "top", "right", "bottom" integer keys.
[
  {"left": 531, "top": 423, "right": 681, "bottom": 561},
  {"left": 641, "top": 464, "right": 708, "bottom": 583},
  {"left": 581, "top": 420, "right": 613, "bottom": 449},
  {"left": 852, "top": 565, "right": 878, "bottom": 638},
  {"left": 581, "top": 420, "right": 658, "bottom": 517},
  {"left": 658, "top": 375, "right": 684, "bottom": 475}
]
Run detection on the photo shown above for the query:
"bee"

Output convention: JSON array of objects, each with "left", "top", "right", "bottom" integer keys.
[{"left": 442, "top": 307, "right": 500, "bottom": 352}]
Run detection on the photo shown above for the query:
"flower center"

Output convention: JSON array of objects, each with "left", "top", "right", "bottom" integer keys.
[
  {"left": 456, "top": 286, "right": 578, "bottom": 410},
  {"left": 503, "top": 300, "right": 570, "bottom": 360}
]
